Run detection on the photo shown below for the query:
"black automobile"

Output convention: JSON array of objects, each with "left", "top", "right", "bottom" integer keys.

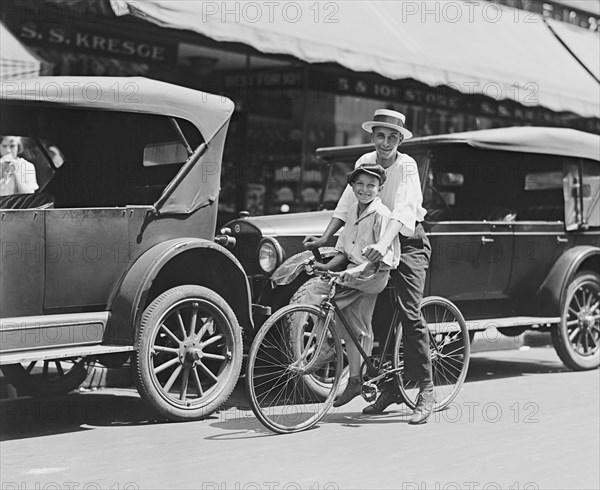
[
  {"left": 0, "top": 77, "right": 252, "bottom": 420},
  {"left": 219, "top": 126, "right": 600, "bottom": 371}
]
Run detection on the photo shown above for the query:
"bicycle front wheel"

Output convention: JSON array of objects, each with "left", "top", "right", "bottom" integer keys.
[
  {"left": 246, "top": 304, "right": 344, "bottom": 434},
  {"left": 393, "top": 296, "right": 470, "bottom": 410}
]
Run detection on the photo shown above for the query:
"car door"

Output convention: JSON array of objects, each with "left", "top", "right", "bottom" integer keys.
[
  {"left": 424, "top": 148, "right": 515, "bottom": 302},
  {"left": 483, "top": 221, "right": 514, "bottom": 299},
  {"left": 0, "top": 209, "right": 45, "bottom": 318},
  {"left": 427, "top": 220, "right": 496, "bottom": 301},
  {"left": 43, "top": 208, "right": 130, "bottom": 312},
  {"left": 508, "top": 156, "right": 570, "bottom": 299}
]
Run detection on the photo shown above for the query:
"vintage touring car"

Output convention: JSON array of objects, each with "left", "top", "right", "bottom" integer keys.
[
  {"left": 0, "top": 77, "right": 254, "bottom": 420},
  {"left": 219, "top": 126, "right": 600, "bottom": 371}
]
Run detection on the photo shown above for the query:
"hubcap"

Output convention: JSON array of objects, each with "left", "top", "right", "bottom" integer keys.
[{"left": 179, "top": 340, "right": 204, "bottom": 367}]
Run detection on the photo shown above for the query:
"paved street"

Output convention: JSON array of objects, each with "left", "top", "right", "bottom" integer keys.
[{"left": 1, "top": 346, "right": 599, "bottom": 490}]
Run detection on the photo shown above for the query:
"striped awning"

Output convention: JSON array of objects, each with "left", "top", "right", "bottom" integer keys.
[{"left": 0, "top": 21, "right": 49, "bottom": 79}]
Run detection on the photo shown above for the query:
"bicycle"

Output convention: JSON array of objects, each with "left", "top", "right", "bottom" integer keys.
[{"left": 245, "top": 266, "right": 470, "bottom": 433}]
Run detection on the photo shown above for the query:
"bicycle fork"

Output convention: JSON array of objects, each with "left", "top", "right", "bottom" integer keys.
[{"left": 289, "top": 305, "right": 336, "bottom": 373}]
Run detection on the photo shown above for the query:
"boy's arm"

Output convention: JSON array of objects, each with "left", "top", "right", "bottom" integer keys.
[
  {"left": 362, "top": 219, "right": 402, "bottom": 262},
  {"left": 303, "top": 217, "right": 345, "bottom": 250},
  {"left": 312, "top": 251, "right": 349, "bottom": 272},
  {"left": 339, "top": 260, "right": 380, "bottom": 281}
]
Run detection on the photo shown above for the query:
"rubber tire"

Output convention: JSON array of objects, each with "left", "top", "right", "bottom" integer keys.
[
  {"left": 246, "top": 303, "right": 344, "bottom": 433},
  {"left": 288, "top": 277, "right": 349, "bottom": 399},
  {"left": 394, "top": 296, "right": 470, "bottom": 410},
  {"left": 551, "top": 271, "right": 600, "bottom": 371},
  {"left": 133, "top": 285, "right": 242, "bottom": 421},
  {"left": 1, "top": 358, "right": 90, "bottom": 397}
]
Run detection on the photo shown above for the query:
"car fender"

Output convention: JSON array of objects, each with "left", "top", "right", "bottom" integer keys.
[
  {"left": 105, "top": 238, "right": 253, "bottom": 344},
  {"left": 537, "top": 245, "right": 600, "bottom": 316}
]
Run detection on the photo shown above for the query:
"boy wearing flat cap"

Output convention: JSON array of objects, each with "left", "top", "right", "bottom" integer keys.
[
  {"left": 305, "top": 163, "right": 399, "bottom": 407},
  {"left": 304, "top": 109, "right": 434, "bottom": 424}
]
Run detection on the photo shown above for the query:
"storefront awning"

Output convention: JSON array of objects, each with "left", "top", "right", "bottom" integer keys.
[
  {"left": 0, "top": 21, "right": 47, "bottom": 79},
  {"left": 113, "top": 1, "right": 600, "bottom": 118},
  {"left": 546, "top": 17, "right": 600, "bottom": 83}
]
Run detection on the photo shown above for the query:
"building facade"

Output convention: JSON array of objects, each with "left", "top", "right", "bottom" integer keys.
[{"left": 2, "top": 0, "right": 599, "bottom": 223}]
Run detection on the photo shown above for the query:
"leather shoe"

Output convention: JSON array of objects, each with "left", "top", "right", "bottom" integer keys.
[
  {"left": 333, "top": 377, "right": 362, "bottom": 407},
  {"left": 409, "top": 391, "right": 435, "bottom": 425},
  {"left": 362, "top": 384, "right": 403, "bottom": 415}
]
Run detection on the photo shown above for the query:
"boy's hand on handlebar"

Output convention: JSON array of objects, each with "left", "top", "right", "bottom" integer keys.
[
  {"left": 339, "top": 266, "right": 362, "bottom": 282},
  {"left": 311, "top": 261, "right": 329, "bottom": 272},
  {"left": 303, "top": 235, "right": 325, "bottom": 250},
  {"left": 304, "top": 258, "right": 328, "bottom": 275}
]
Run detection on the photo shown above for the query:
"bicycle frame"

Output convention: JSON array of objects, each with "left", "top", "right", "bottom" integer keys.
[
  {"left": 245, "top": 270, "right": 471, "bottom": 433},
  {"left": 315, "top": 278, "right": 403, "bottom": 383}
]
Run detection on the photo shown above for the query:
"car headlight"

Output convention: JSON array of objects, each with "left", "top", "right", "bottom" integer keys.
[{"left": 258, "top": 238, "right": 284, "bottom": 275}]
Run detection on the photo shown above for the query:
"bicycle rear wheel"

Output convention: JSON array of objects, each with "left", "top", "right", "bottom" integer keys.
[
  {"left": 393, "top": 296, "right": 470, "bottom": 410},
  {"left": 246, "top": 304, "right": 344, "bottom": 433}
]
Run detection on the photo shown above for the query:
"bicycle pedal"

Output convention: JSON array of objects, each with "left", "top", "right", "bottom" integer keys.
[{"left": 361, "top": 382, "right": 378, "bottom": 403}]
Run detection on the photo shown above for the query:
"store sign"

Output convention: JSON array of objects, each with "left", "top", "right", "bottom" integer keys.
[
  {"left": 223, "top": 68, "right": 303, "bottom": 90},
  {"left": 326, "top": 71, "right": 565, "bottom": 123},
  {"left": 18, "top": 22, "right": 176, "bottom": 63},
  {"left": 308, "top": 70, "right": 461, "bottom": 110},
  {"left": 220, "top": 66, "right": 583, "bottom": 127}
]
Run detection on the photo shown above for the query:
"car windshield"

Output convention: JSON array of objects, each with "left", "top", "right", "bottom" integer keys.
[
  {"left": 314, "top": 143, "right": 577, "bottom": 223},
  {"left": 0, "top": 102, "right": 203, "bottom": 208},
  {"left": 423, "top": 145, "right": 568, "bottom": 222}
]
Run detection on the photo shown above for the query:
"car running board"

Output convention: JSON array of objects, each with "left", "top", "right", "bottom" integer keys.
[
  {"left": 0, "top": 344, "right": 134, "bottom": 366},
  {"left": 465, "top": 316, "right": 560, "bottom": 331}
]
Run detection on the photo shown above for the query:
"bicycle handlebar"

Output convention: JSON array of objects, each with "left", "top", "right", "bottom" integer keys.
[
  {"left": 307, "top": 267, "right": 341, "bottom": 284},
  {"left": 311, "top": 248, "right": 323, "bottom": 263}
]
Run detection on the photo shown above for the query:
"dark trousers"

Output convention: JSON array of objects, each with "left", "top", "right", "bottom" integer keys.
[{"left": 393, "top": 222, "right": 432, "bottom": 383}]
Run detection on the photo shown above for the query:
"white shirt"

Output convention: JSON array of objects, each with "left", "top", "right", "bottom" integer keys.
[
  {"left": 332, "top": 151, "right": 427, "bottom": 236},
  {"left": 0, "top": 157, "right": 39, "bottom": 196},
  {"left": 335, "top": 197, "right": 400, "bottom": 270}
]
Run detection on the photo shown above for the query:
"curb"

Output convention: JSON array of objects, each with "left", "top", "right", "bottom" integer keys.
[
  {"left": 1, "top": 330, "right": 553, "bottom": 399},
  {"left": 471, "top": 328, "right": 552, "bottom": 353}
]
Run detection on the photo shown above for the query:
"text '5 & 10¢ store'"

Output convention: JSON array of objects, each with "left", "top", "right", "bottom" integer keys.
[{"left": 2, "top": 0, "right": 599, "bottom": 226}]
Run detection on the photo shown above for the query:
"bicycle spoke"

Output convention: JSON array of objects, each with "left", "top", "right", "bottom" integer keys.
[
  {"left": 396, "top": 297, "right": 470, "bottom": 410},
  {"left": 247, "top": 305, "right": 342, "bottom": 433}
]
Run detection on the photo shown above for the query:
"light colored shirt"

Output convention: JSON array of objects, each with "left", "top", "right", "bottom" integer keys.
[
  {"left": 332, "top": 151, "right": 427, "bottom": 236},
  {"left": 0, "top": 157, "right": 39, "bottom": 196},
  {"left": 335, "top": 197, "right": 400, "bottom": 270}
]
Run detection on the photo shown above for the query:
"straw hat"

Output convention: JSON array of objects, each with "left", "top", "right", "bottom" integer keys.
[{"left": 362, "top": 109, "right": 413, "bottom": 139}]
